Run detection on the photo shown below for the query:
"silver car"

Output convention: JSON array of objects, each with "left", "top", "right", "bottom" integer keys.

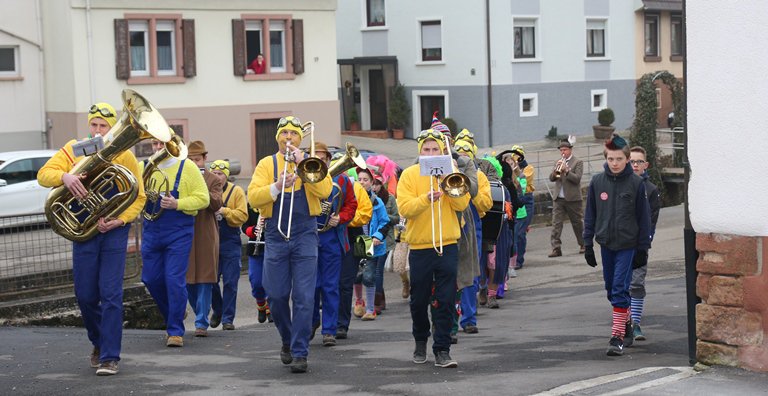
[{"left": 0, "top": 150, "right": 58, "bottom": 223}]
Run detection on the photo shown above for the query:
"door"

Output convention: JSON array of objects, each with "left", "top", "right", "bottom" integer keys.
[
  {"left": 255, "top": 118, "right": 280, "bottom": 164},
  {"left": 420, "top": 95, "right": 445, "bottom": 131},
  {"left": 368, "top": 69, "right": 387, "bottom": 130}
]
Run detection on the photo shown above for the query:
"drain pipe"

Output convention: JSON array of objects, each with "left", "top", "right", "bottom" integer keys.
[
  {"left": 85, "top": 0, "right": 95, "bottom": 105},
  {"left": 35, "top": 0, "right": 47, "bottom": 148},
  {"left": 485, "top": 0, "right": 494, "bottom": 148}
]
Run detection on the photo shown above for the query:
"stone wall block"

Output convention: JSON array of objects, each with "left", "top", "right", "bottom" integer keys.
[
  {"left": 738, "top": 341, "right": 768, "bottom": 372},
  {"left": 696, "top": 273, "right": 711, "bottom": 301},
  {"left": 697, "top": 340, "right": 738, "bottom": 367},
  {"left": 707, "top": 276, "right": 744, "bottom": 307},
  {"left": 696, "top": 233, "right": 757, "bottom": 275},
  {"left": 696, "top": 304, "right": 763, "bottom": 346}
]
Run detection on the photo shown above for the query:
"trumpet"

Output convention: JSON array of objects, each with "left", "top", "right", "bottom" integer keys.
[
  {"left": 429, "top": 134, "right": 470, "bottom": 256},
  {"left": 277, "top": 121, "right": 328, "bottom": 240},
  {"left": 553, "top": 155, "right": 566, "bottom": 179}
]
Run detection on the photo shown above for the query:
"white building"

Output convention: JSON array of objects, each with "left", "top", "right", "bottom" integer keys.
[{"left": 336, "top": 0, "right": 637, "bottom": 147}]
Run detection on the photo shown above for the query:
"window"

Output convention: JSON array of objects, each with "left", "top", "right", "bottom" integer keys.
[
  {"left": 519, "top": 93, "right": 538, "bottom": 117},
  {"left": 655, "top": 88, "right": 662, "bottom": 109},
  {"left": 671, "top": 14, "right": 683, "bottom": 58},
  {"left": 419, "top": 95, "right": 445, "bottom": 131},
  {"left": 644, "top": 14, "right": 660, "bottom": 59},
  {"left": 232, "top": 16, "right": 304, "bottom": 78},
  {"left": 0, "top": 46, "right": 20, "bottom": 77},
  {"left": 586, "top": 20, "right": 605, "bottom": 57},
  {"left": 591, "top": 89, "right": 607, "bottom": 112},
  {"left": 420, "top": 21, "right": 442, "bottom": 61},
  {"left": 0, "top": 159, "right": 41, "bottom": 185},
  {"left": 115, "top": 16, "right": 195, "bottom": 82},
  {"left": 366, "top": 0, "right": 385, "bottom": 27},
  {"left": 514, "top": 19, "right": 536, "bottom": 59}
]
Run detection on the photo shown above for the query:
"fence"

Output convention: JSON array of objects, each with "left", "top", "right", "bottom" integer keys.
[{"left": 0, "top": 214, "right": 142, "bottom": 301}]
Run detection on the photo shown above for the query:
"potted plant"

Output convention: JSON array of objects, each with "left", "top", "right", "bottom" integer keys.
[
  {"left": 593, "top": 108, "right": 615, "bottom": 139},
  {"left": 349, "top": 108, "right": 360, "bottom": 131},
  {"left": 387, "top": 83, "right": 410, "bottom": 139}
]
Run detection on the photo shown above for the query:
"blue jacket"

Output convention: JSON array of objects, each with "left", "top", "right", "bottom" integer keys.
[{"left": 368, "top": 192, "right": 389, "bottom": 257}]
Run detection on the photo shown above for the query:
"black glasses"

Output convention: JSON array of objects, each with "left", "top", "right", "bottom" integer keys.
[
  {"left": 277, "top": 116, "right": 302, "bottom": 129},
  {"left": 89, "top": 105, "right": 115, "bottom": 118},
  {"left": 210, "top": 163, "right": 229, "bottom": 171},
  {"left": 416, "top": 129, "right": 443, "bottom": 142},
  {"left": 630, "top": 160, "right": 646, "bottom": 165}
]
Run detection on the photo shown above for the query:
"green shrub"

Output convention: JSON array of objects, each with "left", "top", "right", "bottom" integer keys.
[{"left": 598, "top": 108, "right": 615, "bottom": 126}]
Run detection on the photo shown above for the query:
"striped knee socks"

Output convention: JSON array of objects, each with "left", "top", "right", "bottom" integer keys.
[
  {"left": 630, "top": 298, "right": 644, "bottom": 325},
  {"left": 611, "top": 307, "right": 629, "bottom": 338}
]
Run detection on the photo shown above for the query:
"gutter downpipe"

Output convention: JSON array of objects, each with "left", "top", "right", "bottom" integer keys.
[
  {"left": 86, "top": 0, "right": 95, "bottom": 105},
  {"left": 485, "top": 0, "right": 493, "bottom": 148},
  {"left": 35, "top": 0, "right": 47, "bottom": 148}
]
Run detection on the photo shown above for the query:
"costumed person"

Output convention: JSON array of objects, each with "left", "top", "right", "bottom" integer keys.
[
  {"left": 247, "top": 116, "right": 332, "bottom": 373},
  {"left": 366, "top": 154, "right": 400, "bottom": 197},
  {"left": 628, "top": 146, "right": 661, "bottom": 342},
  {"left": 141, "top": 131, "right": 209, "bottom": 348},
  {"left": 242, "top": 205, "right": 272, "bottom": 323},
  {"left": 209, "top": 160, "right": 248, "bottom": 331},
  {"left": 548, "top": 136, "right": 585, "bottom": 257},
  {"left": 372, "top": 175, "right": 400, "bottom": 313},
  {"left": 37, "top": 102, "right": 146, "bottom": 376},
  {"left": 310, "top": 141, "right": 357, "bottom": 346},
  {"left": 510, "top": 145, "right": 535, "bottom": 270},
  {"left": 397, "top": 129, "right": 470, "bottom": 368},
  {"left": 583, "top": 134, "right": 651, "bottom": 356},
  {"left": 356, "top": 168, "right": 390, "bottom": 321}
]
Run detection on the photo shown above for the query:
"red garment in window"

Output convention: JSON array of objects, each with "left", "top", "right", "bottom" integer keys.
[{"left": 249, "top": 59, "right": 266, "bottom": 74}]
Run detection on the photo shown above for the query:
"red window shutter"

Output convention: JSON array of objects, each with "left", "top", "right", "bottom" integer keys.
[
  {"left": 292, "top": 19, "right": 304, "bottom": 75},
  {"left": 114, "top": 19, "right": 130, "bottom": 80},
  {"left": 182, "top": 19, "right": 196, "bottom": 77},
  {"left": 232, "top": 19, "right": 246, "bottom": 76}
]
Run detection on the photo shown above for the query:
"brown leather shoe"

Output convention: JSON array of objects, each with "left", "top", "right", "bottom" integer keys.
[
  {"left": 194, "top": 328, "right": 208, "bottom": 337},
  {"left": 166, "top": 335, "right": 183, "bottom": 347},
  {"left": 548, "top": 248, "right": 562, "bottom": 258},
  {"left": 579, "top": 245, "right": 586, "bottom": 254}
]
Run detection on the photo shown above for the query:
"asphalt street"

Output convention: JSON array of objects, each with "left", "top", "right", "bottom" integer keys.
[{"left": 3, "top": 205, "right": 768, "bottom": 395}]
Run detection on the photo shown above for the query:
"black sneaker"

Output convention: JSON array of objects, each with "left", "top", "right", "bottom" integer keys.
[
  {"left": 209, "top": 314, "right": 221, "bottom": 329},
  {"left": 624, "top": 321, "right": 634, "bottom": 348},
  {"left": 257, "top": 309, "right": 267, "bottom": 324},
  {"left": 96, "top": 360, "right": 119, "bottom": 376},
  {"left": 463, "top": 325, "right": 479, "bottom": 334},
  {"left": 413, "top": 341, "right": 428, "bottom": 364},
  {"left": 434, "top": 350, "right": 458, "bottom": 368},
  {"left": 450, "top": 332, "right": 458, "bottom": 344},
  {"left": 336, "top": 327, "right": 348, "bottom": 339},
  {"left": 322, "top": 334, "right": 336, "bottom": 347},
  {"left": 606, "top": 336, "right": 624, "bottom": 356},
  {"left": 280, "top": 345, "right": 293, "bottom": 365},
  {"left": 290, "top": 357, "right": 308, "bottom": 373}
]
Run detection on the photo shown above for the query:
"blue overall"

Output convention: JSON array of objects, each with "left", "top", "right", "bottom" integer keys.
[
  {"left": 337, "top": 226, "right": 363, "bottom": 332},
  {"left": 263, "top": 155, "right": 318, "bottom": 358},
  {"left": 460, "top": 202, "right": 483, "bottom": 329},
  {"left": 72, "top": 223, "right": 130, "bottom": 363},
  {"left": 212, "top": 185, "right": 242, "bottom": 325},
  {"left": 248, "top": 255, "right": 266, "bottom": 300},
  {"left": 141, "top": 161, "right": 194, "bottom": 337},
  {"left": 312, "top": 175, "right": 347, "bottom": 335}
]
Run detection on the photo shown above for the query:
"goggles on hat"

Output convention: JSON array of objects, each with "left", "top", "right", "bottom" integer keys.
[
  {"left": 89, "top": 105, "right": 115, "bottom": 118},
  {"left": 416, "top": 129, "right": 443, "bottom": 143},
  {"left": 277, "top": 116, "right": 302, "bottom": 129},
  {"left": 456, "top": 130, "right": 475, "bottom": 141},
  {"left": 454, "top": 144, "right": 474, "bottom": 154},
  {"left": 210, "top": 162, "right": 229, "bottom": 171}
]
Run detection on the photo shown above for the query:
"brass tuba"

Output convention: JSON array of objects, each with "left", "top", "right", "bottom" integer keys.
[
  {"left": 318, "top": 143, "right": 367, "bottom": 232},
  {"left": 45, "top": 89, "right": 172, "bottom": 242},
  {"left": 141, "top": 133, "right": 188, "bottom": 221}
]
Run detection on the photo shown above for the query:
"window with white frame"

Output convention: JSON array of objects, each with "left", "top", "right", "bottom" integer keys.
[
  {"left": 129, "top": 21, "right": 150, "bottom": 76},
  {"left": 591, "top": 89, "right": 607, "bottom": 111},
  {"left": 586, "top": 19, "right": 606, "bottom": 57},
  {"left": 245, "top": 20, "right": 263, "bottom": 69},
  {"left": 655, "top": 88, "right": 662, "bottom": 109},
  {"left": 367, "top": 0, "right": 385, "bottom": 27},
  {"left": 519, "top": 93, "right": 538, "bottom": 117},
  {"left": 0, "top": 46, "right": 19, "bottom": 77},
  {"left": 514, "top": 19, "right": 536, "bottom": 59},
  {"left": 128, "top": 18, "right": 179, "bottom": 77},
  {"left": 156, "top": 20, "right": 177, "bottom": 75},
  {"left": 670, "top": 14, "right": 683, "bottom": 57},
  {"left": 269, "top": 21, "right": 287, "bottom": 72},
  {"left": 420, "top": 21, "right": 442, "bottom": 61},
  {"left": 644, "top": 14, "right": 659, "bottom": 58}
]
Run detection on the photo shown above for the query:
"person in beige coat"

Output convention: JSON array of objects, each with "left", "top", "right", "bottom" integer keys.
[
  {"left": 185, "top": 140, "right": 224, "bottom": 337},
  {"left": 548, "top": 138, "right": 585, "bottom": 257}
]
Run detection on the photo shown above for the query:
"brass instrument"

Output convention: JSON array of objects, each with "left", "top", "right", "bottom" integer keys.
[
  {"left": 553, "top": 155, "right": 566, "bottom": 179},
  {"left": 318, "top": 143, "right": 367, "bottom": 232},
  {"left": 141, "top": 133, "right": 188, "bottom": 221},
  {"left": 429, "top": 134, "right": 470, "bottom": 255},
  {"left": 277, "top": 121, "right": 328, "bottom": 240},
  {"left": 45, "top": 89, "right": 172, "bottom": 242}
]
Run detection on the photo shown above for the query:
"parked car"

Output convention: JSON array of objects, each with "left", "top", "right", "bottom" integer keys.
[{"left": 0, "top": 150, "right": 58, "bottom": 223}]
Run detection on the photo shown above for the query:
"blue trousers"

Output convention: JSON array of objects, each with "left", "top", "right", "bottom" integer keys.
[
  {"left": 247, "top": 255, "right": 267, "bottom": 300},
  {"left": 375, "top": 253, "right": 387, "bottom": 293},
  {"left": 337, "top": 247, "right": 359, "bottom": 331},
  {"left": 72, "top": 225, "right": 130, "bottom": 363},
  {"left": 211, "top": 251, "right": 242, "bottom": 325},
  {"left": 514, "top": 196, "right": 534, "bottom": 267},
  {"left": 601, "top": 247, "right": 635, "bottom": 308},
  {"left": 313, "top": 231, "right": 343, "bottom": 335},
  {"left": 187, "top": 283, "right": 213, "bottom": 329},
  {"left": 460, "top": 277, "right": 480, "bottom": 328},
  {"left": 263, "top": 231, "right": 318, "bottom": 358},
  {"left": 409, "top": 244, "right": 458, "bottom": 352}
]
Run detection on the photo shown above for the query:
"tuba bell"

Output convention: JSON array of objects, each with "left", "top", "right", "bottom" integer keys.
[
  {"left": 318, "top": 143, "right": 367, "bottom": 232},
  {"left": 44, "top": 89, "right": 172, "bottom": 242},
  {"left": 141, "top": 133, "right": 188, "bottom": 221}
]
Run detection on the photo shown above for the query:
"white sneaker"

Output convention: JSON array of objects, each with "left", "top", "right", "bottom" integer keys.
[{"left": 508, "top": 268, "right": 518, "bottom": 278}]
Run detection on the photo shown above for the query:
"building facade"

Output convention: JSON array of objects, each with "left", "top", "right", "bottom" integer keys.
[
  {"left": 337, "top": 0, "right": 637, "bottom": 147},
  {"left": 7, "top": 0, "right": 340, "bottom": 177}
]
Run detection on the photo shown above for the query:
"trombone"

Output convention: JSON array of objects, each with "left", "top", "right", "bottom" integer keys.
[
  {"left": 277, "top": 121, "right": 328, "bottom": 240},
  {"left": 429, "top": 134, "right": 470, "bottom": 255}
]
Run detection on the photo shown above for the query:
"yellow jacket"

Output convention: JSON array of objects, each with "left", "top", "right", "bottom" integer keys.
[
  {"left": 349, "top": 181, "right": 372, "bottom": 227},
  {"left": 473, "top": 170, "right": 493, "bottom": 218},
  {"left": 523, "top": 164, "right": 535, "bottom": 193},
  {"left": 396, "top": 164, "right": 470, "bottom": 250},
  {"left": 37, "top": 139, "right": 146, "bottom": 225},
  {"left": 247, "top": 153, "right": 332, "bottom": 218},
  {"left": 221, "top": 182, "right": 248, "bottom": 227},
  {"left": 144, "top": 159, "right": 209, "bottom": 216}
]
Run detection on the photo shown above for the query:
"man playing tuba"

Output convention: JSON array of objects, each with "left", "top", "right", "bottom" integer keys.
[{"left": 37, "top": 102, "right": 146, "bottom": 376}]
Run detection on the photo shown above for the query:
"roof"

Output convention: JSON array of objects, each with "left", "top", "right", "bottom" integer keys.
[{"left": 642, "top": 0, "right": 682, "bottom": 11}]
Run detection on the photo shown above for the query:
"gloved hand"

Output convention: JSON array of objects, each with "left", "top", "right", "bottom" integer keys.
[
  {"left": 584, "top": 245, "right": 597, "bottom": 268},
  {"left": 633, "top": 249, "right": 648, "bottom": 269}
]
